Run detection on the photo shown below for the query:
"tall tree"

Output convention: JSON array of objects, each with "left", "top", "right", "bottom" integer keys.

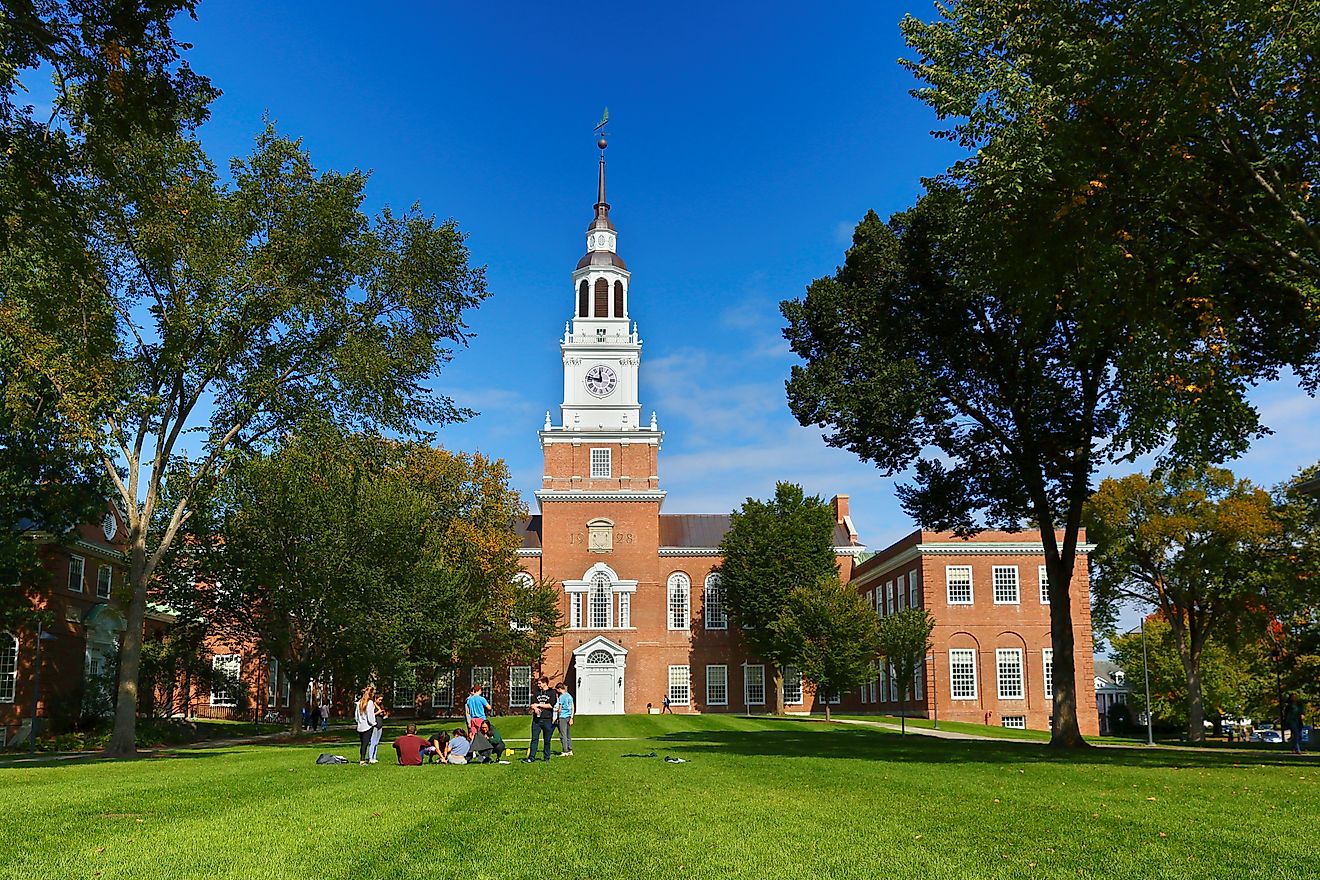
[
  {"left": 773, "top": 576, "right": 879, "bottom": 722},
  {"left": 717, "top": 483, "right": 842, "bottom": 713},
  {"left": 1085, "top": 468, "right": 1279, "bottom": 741},
  {"left": 875, "top": 608, "right": 936, "bottom": 735}
]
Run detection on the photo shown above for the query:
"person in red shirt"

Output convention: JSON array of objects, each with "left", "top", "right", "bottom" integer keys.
[{"left": 392, "top": 723, "right": 428, "bottom": 766}]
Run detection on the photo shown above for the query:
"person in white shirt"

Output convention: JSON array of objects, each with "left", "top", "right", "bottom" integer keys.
[{"left": 353, "top": 686, "right": 377, "bottom": 765}]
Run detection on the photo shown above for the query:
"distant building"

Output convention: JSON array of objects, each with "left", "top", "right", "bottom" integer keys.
[{"left": 1094, "top": 659, "right": 1131, "bottom": 734}]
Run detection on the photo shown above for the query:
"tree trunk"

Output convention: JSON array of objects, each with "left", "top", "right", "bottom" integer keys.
[
  {"left": 1183, "top": 639, "right": 1206, "bottom": 743},
  {"left": 1044, "top": 553, "right": 1089, "bottom": 749},
  {"left": 771, "top": 666, "right": 784, "bottom": 716},
  {"left": 105, "top": 538, "right": 149, "bottom": 757},
  {"left": 824, "top": 700, "right": 832, "bottom": 722},
  {"left": 288, "top": 677, "right": 309, "bottom": 736}
]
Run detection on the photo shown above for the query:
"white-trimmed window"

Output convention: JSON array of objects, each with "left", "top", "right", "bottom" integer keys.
[
  {"left": 393, "top": 681, "right": 416, "bottom": 709},
  {"left": 471, "top": 666, "right": 494, "bottom": 697},
  {"left": 992, "top": 566, "right": 1020, "bottom": 605},
  {"left": 570, "top": 593, "right": 583, "bottom": 629},
  {"left": 1042, "top": 648, "right": 1054, "bottom": 700},
  {"left": 509, "top": 666, "right": 532, "bottom": 708},
  {"left": 68, "top": 555, "right": 85, "bottom": 593},
  {"left": 888, "top": 662, "right": 898, "bottom": 702},
  {"left": 667, "top": 573, "right": 690, "bottom": 630},
  {"left": 589, "top": 574, "right": 612, "bottom": 629},
  {"left": 896, "top": 574, "right": 906, "bottom": 611},
  {"left": 281, "top": 668, "right": 291, "bottom": 706},
  {"left": 1039, "top": 565, "right": 1051, "bottom": 604},
  {"left": 949, "top": 649, "right": 977, "bottom": 700},
  {"left": 913, "top": 661, "right": 925, "bottom": 700},
  {"left": 946, "top": 566, "right": 973, "bottom": 605},
  {"left": 703, "top": 573, "right": 727, "bottom": 629},
  {"left": 618, "top": 591, "right": 631, "bottom": 628},
  {"left": 996, "top": 648, "right": 1025, "bottom": 700},
  {"left": 909, "top": 569, "right": 920, "bottom": 607},
  {"left": 668, "top": 665, "right": 690, "bottom": 706},
  {"left": 706, "top": 665, "right": 728, "bottom": 706},
  {"left": 510, "top": 573, "right": 534, "bottom": 631},
  {"left": 210, "top": 654, "right": 240, "bottom": 707},
  {"left": 868, "top": 589, "right": 875, "bottom": 613},
  {"left": 266, "top": 658, "right": 279, "bottom": 704},
  {"left": 0, "top": 632, "right": 17, "bottom": 703},
  {"left": 885, "top": 581, "right": 893, "bottom": 615},
  {"left": 96, "top": 564, "right": 113, "bottom": 600},
  {"left": 744, "top": 664, "right": 766, "bottom": 706},
  {"left": 1002, "top": 715, "right": 1026, "bottom": 729},
  {"left": 590, "top": 448, "right": 612, "bottom": 478},
  {"left": 432, "top": 668, "right": 456, "bottom": 709},
  {"left": 783, "top": 665, "right": 804, "bottom": 705}
]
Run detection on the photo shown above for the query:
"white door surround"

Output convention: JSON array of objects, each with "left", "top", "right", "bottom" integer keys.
[{"left": 572, "top": 635, "right": 627, "bottom": 715}]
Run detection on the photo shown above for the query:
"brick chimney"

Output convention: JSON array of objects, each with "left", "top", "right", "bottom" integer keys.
[{"left": 830, "top": 494, "right": 849, "bottom": 523}]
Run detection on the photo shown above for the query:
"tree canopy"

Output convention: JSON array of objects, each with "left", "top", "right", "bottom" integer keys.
[
  {"left": 876, "top": 608, "right": 936, "bottom": 734},
  {"left": 773, "top": 576, "right": 879, "bottom": 721}
]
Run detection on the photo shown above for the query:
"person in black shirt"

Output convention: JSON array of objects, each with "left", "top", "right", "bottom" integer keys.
[{"left": 524, "top": 675, "right": 556, "bottom": 762}]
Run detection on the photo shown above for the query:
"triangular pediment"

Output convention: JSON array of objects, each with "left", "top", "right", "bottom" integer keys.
[{"left": 571, "top": 634, "right": 628, "bottom": 658}]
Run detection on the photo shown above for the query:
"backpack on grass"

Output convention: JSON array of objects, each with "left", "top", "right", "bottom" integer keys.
[{"left": 315, "top": 753, "right": 349, "bottom": 765}]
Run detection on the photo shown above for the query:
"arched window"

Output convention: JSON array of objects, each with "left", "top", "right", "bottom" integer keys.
[
  {"left": 613, "top": 280, "right": 624, "bottom": 318},
  {"left": 589, "top": 572, "right": 612, "bottom": 629},
  {"left": 0, "top": 632, "right": 17, "bottom": 703},
  {"left": 578, "top": 280, "right": 589, "bottom": 318},
  {"left": 703, "top": 573, "right": 726, "bottom": 630},
  {"left": 586, "top": 650, "right": 613, "bottom": 665},
  {"left": 511, "top": 573, "right": 535, "bottom": 631},
  {"left": 594, "top": 278, "right": 609, "bottom": 317},
  {"left": 667, "top": 573, "right": 691, "bottom": 631}
]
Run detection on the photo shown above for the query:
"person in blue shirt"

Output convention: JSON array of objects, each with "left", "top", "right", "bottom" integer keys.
[
  {"left": 553, "top": 682, "right": 574, "bottom": 757},
  {"left": 445, "top": 728, "right": 471, "bottom": 765},
  {"left": 465, "top": 684, "right": 491, "bottom": 739}
]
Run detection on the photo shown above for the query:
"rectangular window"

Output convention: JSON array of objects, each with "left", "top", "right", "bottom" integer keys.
[
  {"left": 744, "top": 664, "right": 766, "bottom": 706},
  {"left": 96, "top": 565, "right": 113, "bottom": 600},
  {"left": 909, "top": 569, "right": 920, "bottom": 607},
  {"left": 1001, "top": 715, "right": 1026, "bottom": 729},
  {"left": 783, "top": 665, "right": 804, "bottom": 705},
  {"left": 949, "top": 649, "right": 977, "bottom": 700},
  {"left": 282, "top": 669, "right": 291, "bottom": 707},
  {"left": 590, "top": 448, "right": 612, "bottom": 478},
  {"left": 885, "top": 581, "right": 893, "bottom": 615},
  {"left": 210, "top": 654, "right": 240, "bottom": 707},
  {"left": 509, "top": 666, "right": 532, "bottom": 708},
  {"left": 946, "top": 566, "right": 973, "bottom": 605},
  {"left": 868, "top": 589, "right": 875, "bottom": 612},
  {"left": 997, "top": 648, "right": 1025, "bottom": 700},
  {"left": 1042, "top": 648, "right": 1054, "bottom": 700},
  {"left": 570, "top": 593, "right": 582, "bottom": 629},
  {"left": 706, "top": 665, "right": 728, "bottom": 706},
  {"left": 668, "top": 666, "right": 690, "bottom": 706},
  {"left": 266, "top": 658, "right": 278, "bottom": 704},
  {"left": 1039, "top": 565, "right": 1051, "bottom": 604},
  {"left": 896, "top": 574, "right": 906, "bottom": 611},
  {"left": 888, "top": 662, "right": 898, "bottom": 702},
  {"left": 618, "top": 591, "right": 631, "bottom": 628},
  {"left": 913, "top": 661, "right": 925, "bottom": 700},
  {"left": 0, "top": 634, "right": 17, "bottom": 703},
  {"left": 392, "top": 682, "right": 416, "bottom": 709},
  {"left": 668, "top": 577, "right": 690, "bottom": 630},
  {"left": 703, "top": 577, "right": 727, "bottom": 629},
  {"left": 432, "top": 668, "right": 456, "bottom": 709},
  {"left": 471, "top": 666, "right": 493, "bottom": 698},
  {"left": 68, "top": 555, "right": 85, "bottom": 593},
  {"left": 589, "top": 585, "right": 612, "bottom": 629},
  {"left": 993, "top": 566, "right": 1020, "bottom": 604}
]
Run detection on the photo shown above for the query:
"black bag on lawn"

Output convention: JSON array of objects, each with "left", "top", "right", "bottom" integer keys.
[{"left": 315, "top": 753, "right": 349, "bottom": 764}]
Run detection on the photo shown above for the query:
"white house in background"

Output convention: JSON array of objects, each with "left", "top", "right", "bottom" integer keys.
[{"left": 1094, "top": 659, "right": 1131, "bottom": 733}]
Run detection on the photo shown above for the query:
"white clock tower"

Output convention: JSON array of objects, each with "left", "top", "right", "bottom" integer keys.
[{"left": 538, "top": 136, "right": 663, "bottom": 496}]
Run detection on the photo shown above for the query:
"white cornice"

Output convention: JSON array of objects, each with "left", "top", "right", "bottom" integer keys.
[
  {"left": 835, "top": 545, "right": 868, "bottom": 557},
  {"left": 657, "top": 545, "right": 866, "bottom": 558},
  {"left": 516, "top": 548, "right": 542, "bottom": 557},
  {"left": 852, "top": 542, "right": 1096, "bottom": 587},
  {"left": 539, "top": 429, "right": 661, "bottom": 445},
  {"left": 535, "top": 490, "right": 667, "bottom": 503}
]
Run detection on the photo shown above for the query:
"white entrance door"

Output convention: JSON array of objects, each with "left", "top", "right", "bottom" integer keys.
[{"left": 577, "top": 649, "right": 624, "bottom": 715}]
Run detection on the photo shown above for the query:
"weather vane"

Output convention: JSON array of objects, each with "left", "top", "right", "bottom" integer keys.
[{"left": 595, "top": 106, "right": 609, "bottom": 153}]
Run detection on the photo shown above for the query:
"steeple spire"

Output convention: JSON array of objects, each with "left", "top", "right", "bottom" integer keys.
[{"left": 590, "top": 135, "right": 613, "bottom": 233}]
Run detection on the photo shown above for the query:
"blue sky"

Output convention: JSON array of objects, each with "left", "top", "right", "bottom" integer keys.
[{"left": 155, "top": 1, "right": 1319, "bottom": 551}]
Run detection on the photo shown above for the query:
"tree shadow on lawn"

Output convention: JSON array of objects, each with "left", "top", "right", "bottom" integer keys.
[{"left": 646, "top": 727, "right": 1314, "bottom": 772}]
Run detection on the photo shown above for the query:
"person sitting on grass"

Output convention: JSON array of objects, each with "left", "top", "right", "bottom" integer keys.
[
  {"left": 445, "top": 728, "right": 472, "bottom": 765},
  {"left": 479, "top": 719, "right": 508, "bottom": 761},
  {"left": 393, "top": 723, "right": 428, "bottom": 767},
  {"left": 423, "top": 731, "right": 449, "bottom": 764}
]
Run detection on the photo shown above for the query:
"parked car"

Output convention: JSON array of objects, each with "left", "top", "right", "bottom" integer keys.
[{"left": 1250, "top": 730, "right": 1284, "bottom": 744}]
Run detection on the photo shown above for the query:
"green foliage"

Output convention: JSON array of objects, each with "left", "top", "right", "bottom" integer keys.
[
  {"left": 1269, "top": 463, "right": 1320, "bottom": 709},
  {"left": 716, "top": 483, "right": 842, "bottom": 701},
  {"left": 876, "top": 608, "right": 936, "bottom": 730},
  {"left": 772, "top": 576, "right": 879, "bottom": 719}
]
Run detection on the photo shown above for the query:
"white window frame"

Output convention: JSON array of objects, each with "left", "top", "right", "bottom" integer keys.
[
  {"left": 392, "top": 681, "right": 416, "bottom": 709},
  {"left": 885, "top": 580, "right": 893, "bottom": 615},
  {"left": 509, "top": 666, "right": 532, "bottom": 708},
  {"left": 68, "top": 554, "right": 85, "bottom": 593},
  {"left": 569, "top": 592, "right": 582, "bottom": 629},
  {"left": 431, "top": 668, "right": 456, "bottom": 709},
  {"left": 510, "top": 573, "right": 534, "bottom": 631},
  {"left": 210, "top": 654, "right": 240, "bottom": 707},
  {"left": 946, "top": 566, "right": 973, "bottom": 605},
  {"left": 1001, "top": 715, "right": 1026, "bottom": 729},
  {"left": 589, "top": 447, "right": 612, "bottom": 478},
  {"left": 1042, "top": 648, "right": 1054, "bottom": 700},
  {"left": 996, "top": 648, "right": 1025, "bottom": 700},
  {"left": 909, "top": 568, "right": 920, "bottom": 607},
  {"left": 471, "top": 666, "right": 494, "bottom": 698},
  {"left": 744, "top": 664, "right": 766, "bottom": 706},
  {"left": 667, "top": 573, "right": 690, "bottom": 630},
  {"left": 1039, "top": 565, "right": 1051, "bottom": 605},
  {"left": 266, "top": 658, "right": 279, "bottom": 704},
  {"left": 703, "top": 573, "right": 727, "bottom": 630},
  {"left": 588, "top": 574, "right": 613, "bottom": 629},
  {"left": 992, "top": 565, "right": 1020, "bottom": 605},
  {"left": 783, "top": 665, "right": 804, "bottom": 705},
  {"left": 618, "top": 591, "right": 631, "bottom": 628},
  {"left": 96, "top": 564, "right": 113, "bottom": 600},
  {"left": 0, "top": 632, "right": 17, "bottom": 703},
  {"left": 706, "top": 664, "right": 728, "bottom": 706},
  {"left": 888, "top": 662, "right": 898, "bottom": 702},
  {"left": 949, "top": 649, "right": 977, "bottom": 700},
  {"left": 913, "top": 660, "right": 925, "bottom": 700},
  {"left": 896, "top": 574, "right": 906, "bottom": 611},
  {"left": 667, "top": 665, "right": 690, "bottom": 706}
]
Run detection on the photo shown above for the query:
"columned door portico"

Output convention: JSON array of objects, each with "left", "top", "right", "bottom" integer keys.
[{"left": 572, "top": 636, "right": 627, "bottom": 715}]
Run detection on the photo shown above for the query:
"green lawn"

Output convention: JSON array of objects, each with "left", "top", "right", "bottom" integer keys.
[{"left": 1, "top": 716, "right": 1315, "bottom": 879}]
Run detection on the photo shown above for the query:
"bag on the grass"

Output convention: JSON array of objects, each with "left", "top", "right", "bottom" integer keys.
[{"left": 315, "top": 753, "right": 349, "bottom": 764}]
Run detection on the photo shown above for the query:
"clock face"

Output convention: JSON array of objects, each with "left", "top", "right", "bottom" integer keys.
[
  {"left": 584, "top": 364, "right": 618, "bottom": 397},
  {"left": 102, "top": 511, "right": 118, "bottom": 541}
]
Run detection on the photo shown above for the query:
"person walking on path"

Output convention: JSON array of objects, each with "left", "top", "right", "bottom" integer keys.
[
  {"left": 319, "top": 696, "right": 331, "bottom": 732},
  {"left": 1284, "top": 695, "right": 1305, "bottom": 754},
  {"left": 368, "top": 693, "right": 389, "bottom": 763},
  {"left": 554, "top": 682, "right": 574, "bottom": 757},
  {"left": 662, "top": 694, "right": 672, "bottom": 714},
  {"left": 525, "top": 675, "right": 555, "bottom": 762},
  {"left": 353, "top": 686, "right": 377, "bottom": 766},
  {"left": 465, "top": 684, "right": 492, "bottom": 739}
]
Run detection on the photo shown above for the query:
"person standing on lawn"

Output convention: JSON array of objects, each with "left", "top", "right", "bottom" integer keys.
[
  {"left": 368, "top": 692, "right": 389, "bottom": 763},
  {"left": 1284, "top": 695, "right": 1305, "bottom": 754},
  {"left": 353, "top": 685, "right": 377, "bottom": 766},
  {"left": 525, "top": 675, "right": 556, "bottom": 762},
  {"left": 465, "top": 684, "right": 492, "bottom": 739},
  {"left": 554, "top": 682, "right": 574, "bottom": 757}
]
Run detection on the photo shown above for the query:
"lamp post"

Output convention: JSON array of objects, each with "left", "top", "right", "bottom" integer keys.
[
  {"left": 28, "top": 623, "right": 58, "bottom": 757},
  {"left": 1139, "top": 616, "right": 1154, "bottom": 747}
]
